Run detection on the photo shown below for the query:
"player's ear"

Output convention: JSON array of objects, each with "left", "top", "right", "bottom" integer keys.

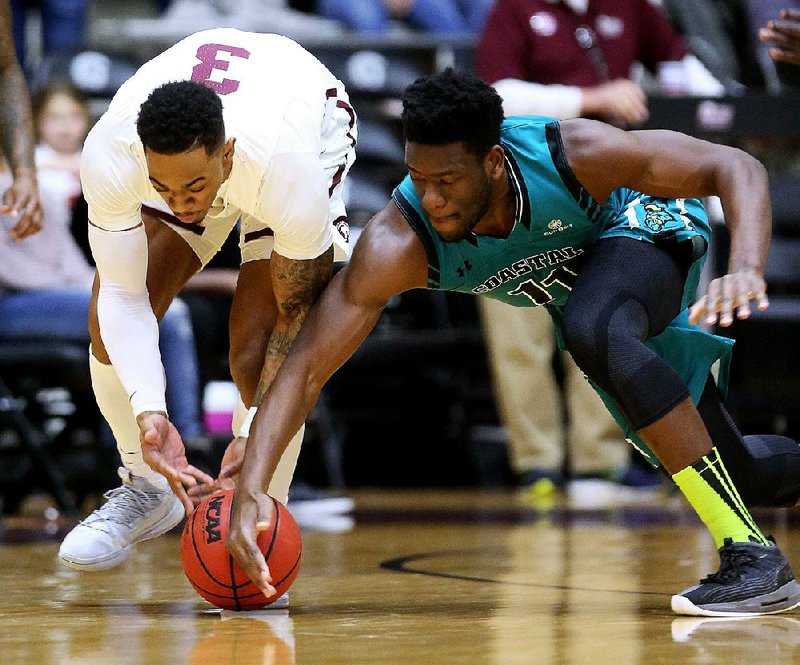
[
  {"left": 223, "top": 137, "right": 236, "bottom": 161},
  {"left": 484, "top": 144, "right": 505, "bottom": 179}
]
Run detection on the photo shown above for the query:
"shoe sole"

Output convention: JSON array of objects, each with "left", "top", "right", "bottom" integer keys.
[
  {"left": 57, "top": 499, "right": 185, "bottom": 572},
  {"left": 59, "top": 544, "right": 133, "bottom": 572},
  {"left": 671, "top": 579, "right": 800, "bottom": 617}
]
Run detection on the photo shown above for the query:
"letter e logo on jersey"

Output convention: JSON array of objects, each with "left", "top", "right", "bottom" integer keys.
[{"left": 204, "top": 494, "right": 224, "bottom": 544}]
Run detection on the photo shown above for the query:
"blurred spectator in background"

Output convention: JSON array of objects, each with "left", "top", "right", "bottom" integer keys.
[
  {"left": 659, "top": 0, "right": 743, "bottom": 92},
  {"left": 10, "top": 0, "right": 87, "bottom": 74},
  {"left": 0, "top": 0, "right": 41, "bottom": 239},
  {"left": 316, "top": 0, "right": 496, "bottom": 34},
  {"left": 475, "top": 0, "right": 724, "bottom": 496},
  {"left": 0, "top": 80, "right": 204, "bottom": 446}
]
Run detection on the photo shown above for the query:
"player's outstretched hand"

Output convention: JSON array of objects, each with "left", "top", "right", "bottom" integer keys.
[
  {"left": 218, "top": 436, "right": 247, "bottom": 489},
  {"left": 760, "top": 9, "right": 800, "bottom": 67},
  {"left": 2, "top": 170, "right": 43, "bottom": 239},
  {"left": 689, "top": 268, "right": 769, "bottom": 328},
  {"left": 137, "top": 411, "right": 215, "bottom": 515},
  {"left": 227, "top": 486, "right": 276, "bottom": 599},
  {"left": 186, "top": 436, "right": 247, "bottom": 504}
]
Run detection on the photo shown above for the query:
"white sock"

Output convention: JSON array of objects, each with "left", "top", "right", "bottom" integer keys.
[
  {"left": 233, "top": 395, "right": 303, "bottom": 503},
  {"left": 268, "top": 424, "right": 304, "bottom": 504},
  {"left": 90, "top": 350, "right": 168, "bottom": 488},
  {"left": 232, "top": 396, "right": 248, "bottom": 437}
]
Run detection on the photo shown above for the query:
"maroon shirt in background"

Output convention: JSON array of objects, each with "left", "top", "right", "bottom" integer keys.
[{"left": 477, "top": 0, "right": 688, "bottom": 86}]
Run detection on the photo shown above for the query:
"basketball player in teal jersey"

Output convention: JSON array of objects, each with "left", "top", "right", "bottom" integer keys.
[{"left": 221, "top": 69, "right": 800, "bottom": 617}]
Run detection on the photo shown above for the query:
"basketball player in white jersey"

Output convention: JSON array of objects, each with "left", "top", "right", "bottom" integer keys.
[{"left": 58, "top": 28, "right": 357, "bottom": 574}]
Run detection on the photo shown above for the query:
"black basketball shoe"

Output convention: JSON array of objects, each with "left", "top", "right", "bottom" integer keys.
[{"left": 672, "top": 538, "right": 800, "bottom": 617}]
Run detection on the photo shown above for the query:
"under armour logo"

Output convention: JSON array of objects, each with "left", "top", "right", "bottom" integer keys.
[{"left": 456, "top": 260, "right": 473, "bottom": 278}]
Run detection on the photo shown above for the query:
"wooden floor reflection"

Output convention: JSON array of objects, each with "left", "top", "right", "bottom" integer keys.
[{"left": 2, "top": 488, "right": 800, "bottom": 665}]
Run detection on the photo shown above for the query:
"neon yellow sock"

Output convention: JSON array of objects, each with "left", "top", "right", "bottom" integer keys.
[{"left": 672, "top": 447, "right": 768, "bottom": 548}]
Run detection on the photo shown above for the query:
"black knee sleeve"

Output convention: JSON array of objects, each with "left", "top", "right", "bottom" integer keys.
[
  {"left": 562, "top": 292, "right": 688, "bottom": 430},
  {"left": 561, "top": 238, "right": 691, "bottom": 430}
]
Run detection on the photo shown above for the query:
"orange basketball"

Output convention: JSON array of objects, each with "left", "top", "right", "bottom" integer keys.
[{"left": 180, "top": 489, "right": 302, "bottom": 610}]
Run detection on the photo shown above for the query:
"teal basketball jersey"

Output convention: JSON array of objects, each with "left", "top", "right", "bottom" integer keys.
[{"left": 392, "top": 116, "right": 733, "bottom": 467}]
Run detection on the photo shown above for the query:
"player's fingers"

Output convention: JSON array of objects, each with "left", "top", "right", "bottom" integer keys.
[
  {"left": 688, "top": 296, "right": 706, "bottom": 326},
  {"left": 187, "top": 480, "right": 219, "bottom": 499},
  {"left": 259, "top": 575, "right": 277, "bottom": 599},
  {"left": 228, "top": 535, "right": 274, "bottom": 597},
  {"left": 148, "top": 455, "right": 175, "bottom": 479},
  {"left": 219, "top": 461, "right": 242, "bottom": 480},
  {"left": 168, "top": 476, "right": 194, "bottom": 516},
  {"left": 219, "top": 476, "right": 237, "bottom": 491},
  {"left": 718, "top": 275, "right": 735, "bottom": 327},
  {"left": 183, "top": 464, "right": 214, "bottom": 486},
  {"left": 705, "top": 281, "right": 722, "bottom": 326},
  {"left": 244, "top": 548, "right": 274, "bottom": 596}
]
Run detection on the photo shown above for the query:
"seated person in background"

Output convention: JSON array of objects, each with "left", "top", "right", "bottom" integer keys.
[
  {"left": 479, "top": 0, "right": 725, "bottom": 128},
  {"left": 0, "top": 78, "right": 204, "bottom": 464},
  {"left": 316, "top": 0, "right": 495, "bottom": 34}
]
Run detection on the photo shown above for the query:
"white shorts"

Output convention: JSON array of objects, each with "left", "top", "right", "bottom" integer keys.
[{"left": 142, "top": 85, "right": 356, "bottom": 267}]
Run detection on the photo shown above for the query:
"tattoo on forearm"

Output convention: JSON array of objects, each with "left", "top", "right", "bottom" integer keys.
[{"left": 252, "top": 248, "right": 334, "bottom": 406}]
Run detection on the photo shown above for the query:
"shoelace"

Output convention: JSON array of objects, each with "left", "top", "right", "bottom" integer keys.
[
  {"left": 701, "top": 544, "right": 759, "bottom": 585},
  {"left": 80, "top": 485, "right": 157, "bottom": 533}
]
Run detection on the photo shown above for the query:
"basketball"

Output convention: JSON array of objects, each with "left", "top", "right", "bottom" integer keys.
[{"left": 180, "top": 489, "right": 302, "bottom": 611}]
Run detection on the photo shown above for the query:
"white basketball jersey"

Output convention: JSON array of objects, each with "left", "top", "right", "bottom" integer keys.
[{"left": 82, "top": 28, "right": 345, "bottom": 258}]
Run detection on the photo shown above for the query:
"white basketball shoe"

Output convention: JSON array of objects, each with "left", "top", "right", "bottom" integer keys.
[{"left": 58, "top": 467, "right": 184, "bottom": 571}]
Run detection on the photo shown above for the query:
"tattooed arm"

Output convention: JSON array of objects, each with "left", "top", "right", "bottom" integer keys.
[
  {"left": 253, "top": 246, "right": 335, "bottom": 406},
  {"left": 0, "top": 0, "right": 42, "bottom": 238}
]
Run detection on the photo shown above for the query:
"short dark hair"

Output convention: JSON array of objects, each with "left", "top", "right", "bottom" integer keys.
[
  {"left": 137, "top": 80, "right": 224, "bottom": 155},
  {"left": 401, "top": 69, "right": 504, "bottom": 157}
]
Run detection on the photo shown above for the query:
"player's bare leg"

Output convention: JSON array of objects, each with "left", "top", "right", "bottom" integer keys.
[
  {"left": 59, "top": 212, "right": 202, "bottom": 571},
  {"left": 228, "top": 259, "right": 276, "bottom": 405}
]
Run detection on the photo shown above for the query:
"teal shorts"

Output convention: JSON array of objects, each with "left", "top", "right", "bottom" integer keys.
[
  {"left": 597, "top": 192, "right": 712, "bottom": 311},
  {"left": 550, "top": 193, "right": 733, "bottom": 468}
]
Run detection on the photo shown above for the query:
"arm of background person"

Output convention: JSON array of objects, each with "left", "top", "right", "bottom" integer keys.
[
  {"left": 0, "top": 0, "right": 42, "bottom": 238},
  {"left": 760, "top": 8, "right": 800, "bottom": 66}
]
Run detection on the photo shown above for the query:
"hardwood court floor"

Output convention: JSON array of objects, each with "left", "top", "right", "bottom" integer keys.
[{"left": 2, "top": 487, "right": 800, "bottom": 665}]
